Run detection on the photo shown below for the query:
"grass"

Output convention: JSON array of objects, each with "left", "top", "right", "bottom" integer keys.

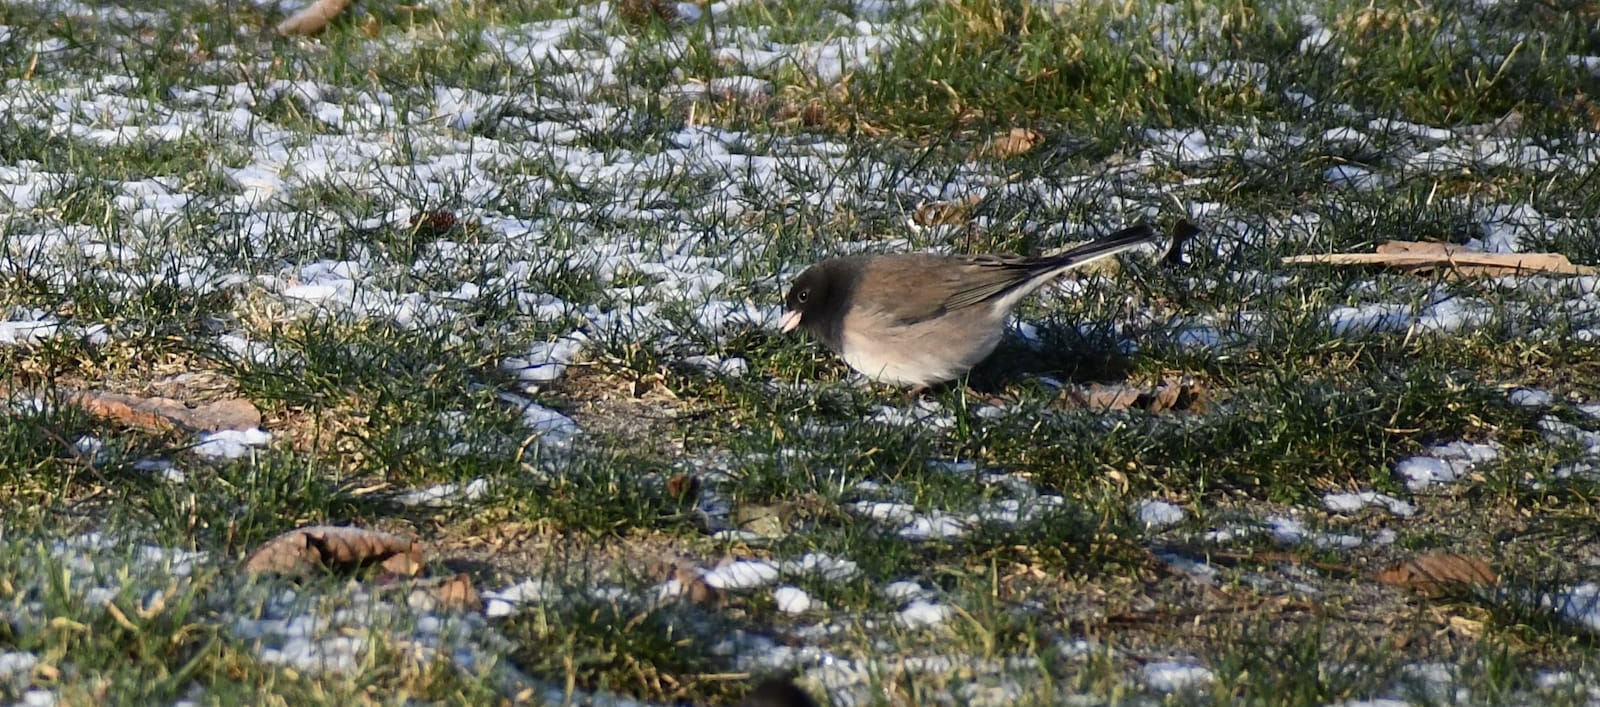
[{"left": 3, "top": 0, "right": 1600, "bottom": 703}]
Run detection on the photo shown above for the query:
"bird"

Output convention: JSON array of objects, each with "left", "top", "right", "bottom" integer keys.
[
  {"left": 779, "top": 222, "right": 1177, "bottom": 390},
  {"left": 738, "top": 676, "right": 820, "bottom": 707}
]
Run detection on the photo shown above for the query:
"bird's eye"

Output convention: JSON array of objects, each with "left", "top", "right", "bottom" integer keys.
[{"left": 797, "top": 290, "right": 809, "bottom": 303}]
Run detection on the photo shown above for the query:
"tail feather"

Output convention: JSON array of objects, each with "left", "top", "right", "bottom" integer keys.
[{"left": 1038, "top": 222, "right": 1164, "bottom": 270}]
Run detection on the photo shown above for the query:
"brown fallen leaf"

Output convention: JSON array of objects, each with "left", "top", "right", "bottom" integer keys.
[
  {"left": 1374, "top": 553, "right": 1498, "bottom": 599},
  {"left": 276, "top": 0, "right": 356, "bottom": 35},
  {"left": 70, "top": 391, "right": 261, "bottom": 433},
  {"left": 674, "top": 566, "right": 721, "bottom": 605},
  {"left": 972, "top": 127, "right": 1043, "bottom": 160},
  {"left": 1283, "top": 241, "right": 1597, "bottom": 278},
  {"left": 408, "top": 209, "right": 459, "bottom": 238},
  {"left": 666, "top": 473, "right": 700, "bottom": 500},
  {"left": 244, "top": 525, "right": 424, "bottom": 578},
  {"left": 912, "top": 194, "right": 983, "bottom": 227},
  {"left": 431, "top": 573, "right": 482, "bottom": 611},
  {"left": 1057, "top": 378, "right": 1208, "bottom": 413}
]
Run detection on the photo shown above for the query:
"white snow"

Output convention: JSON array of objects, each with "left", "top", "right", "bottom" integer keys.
[
  {"left": 772, "top": 586, "right": 813, "bottom": 614},
  {"left": 1143, "top": 660, "right": 1213, "bottom": 692},
  {"left": 1137, "top": 500, "right": 1186, "bottom": 528},
  {"left": 192, "top": 428, "right": 271, "bottom": 459},
  {"left": 700, "top": 560, "right": 780, "bottom": 590},
  {"left": 1322, "top": 491, "right": 1416, "bottom": 517},
  {"left": 896, "top": 599, "right": 951, "bottom": 627}
]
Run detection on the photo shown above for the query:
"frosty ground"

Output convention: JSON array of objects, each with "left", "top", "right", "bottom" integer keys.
[{"left": 3, "top": 0, "right": 1600, "bottom": 704}]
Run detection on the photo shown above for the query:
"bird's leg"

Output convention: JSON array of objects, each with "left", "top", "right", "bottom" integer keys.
[{"left": 904, "top": 384, "right": 930, "bottom": 401}]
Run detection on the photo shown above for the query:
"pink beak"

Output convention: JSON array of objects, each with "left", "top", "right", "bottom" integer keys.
[{"left": 780, "top": 310, "right": 802, "bottom": 333}]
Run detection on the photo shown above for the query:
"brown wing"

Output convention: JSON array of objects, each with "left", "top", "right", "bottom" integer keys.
[
  {"left": 938, "top": 255, "right": 1040, "bottom": 311},
  {"left": 857, "top": 254, "right": 1032, "bottom": 326}
]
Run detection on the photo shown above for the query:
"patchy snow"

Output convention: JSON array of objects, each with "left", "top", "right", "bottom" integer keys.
[
  {"left": 1137, "top": 499, "right": 1186, "bottom": 528},
  {"left": 1322, "top": 491, "right": 1416, "bottom": 517},
  {"left": 503, "top": 336, "right": 587, "bottom": 383},
  {"left": 701, "top": 560, "right": 781, "bottom": 590},
  {"left": 193, "top": 428, "right": 272, "bottom": 459},
  {"left": 1397, "top": 440, "right": 1502, "bottom": 491},
  {"left": 1144, "top": 660, "right": 1213, "bottom": 692},
  {"left": 1508, "top": 387, "right": 1555, "bottom": 408},
  {"left": 773, "top": 586, "right": 813, "bottom": 614},
  {"left": 896, "top": 599, "right": 951, "bottom": 627},
  {"left": 396, "top": 478, "right": 489, "bottom": 507}
]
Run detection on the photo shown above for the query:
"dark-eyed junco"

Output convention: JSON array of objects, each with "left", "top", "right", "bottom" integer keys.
[
  {"left": 780, "top": 222, "right": 1176, "bottom": 388},
  {"left": 738, "top": 676, "right": 819, "bottom": 707}
]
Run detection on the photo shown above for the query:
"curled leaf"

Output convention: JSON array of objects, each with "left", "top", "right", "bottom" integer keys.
[{"left": 244, "top": 525, "right": 423, "bottom": 578}]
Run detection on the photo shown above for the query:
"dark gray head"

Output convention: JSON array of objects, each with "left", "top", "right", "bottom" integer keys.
[{"left": 780, "top": 258, "right": 857, "bottom": 352}]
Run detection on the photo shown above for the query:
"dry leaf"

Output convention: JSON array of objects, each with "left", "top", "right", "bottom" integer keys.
[
  {"left": 408, "top": 209, "right": 459, "bottom": 238},
  {"left": 1283, "top": 241, "right": 1596, "bottom": 278},
  {"left": 666, "top": 473, "right": 700, "bottom": 499},
  {"left": 1071, "top": 384, "right": 1142, "bottom": 410},
  {"left": 674, "top": 566, "right": 721, "bottom": 605},
  {"left": 972, "top": 127, "right": 1042, "bottom": 159},
  {"left": 431, "top": 573, "right": 482, "bottom": 611},
  {"left": 244, "top": 525, "right": 424, "bottom": 577},
  {"left": 912, "top": 194, "right": 983, "bottom": 227},
  {"left": 276, "top": 0, "right": 356, "bottom": 35},
  {"left": 1057, "top": 378, "right": 1208, "bottom": 413},
  {"left": 70, "top": 391, "right": 261, "bottom": 432},
  {"left": 1374, "top": 553, "right": 1498, "bottom": 598}
]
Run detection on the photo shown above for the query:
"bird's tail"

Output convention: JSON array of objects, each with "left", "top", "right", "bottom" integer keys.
[{"left": 1037, "top": 222, "right": 1166, "bottom": 271}]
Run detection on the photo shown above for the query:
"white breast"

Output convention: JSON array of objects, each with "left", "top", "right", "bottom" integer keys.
[{"left": 839, "top": 321, "right": 1002, "bottom": 387}]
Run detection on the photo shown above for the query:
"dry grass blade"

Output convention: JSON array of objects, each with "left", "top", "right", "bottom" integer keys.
[{"left": 1283, "top": 241, "right": 1598, "bottom": 277}]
